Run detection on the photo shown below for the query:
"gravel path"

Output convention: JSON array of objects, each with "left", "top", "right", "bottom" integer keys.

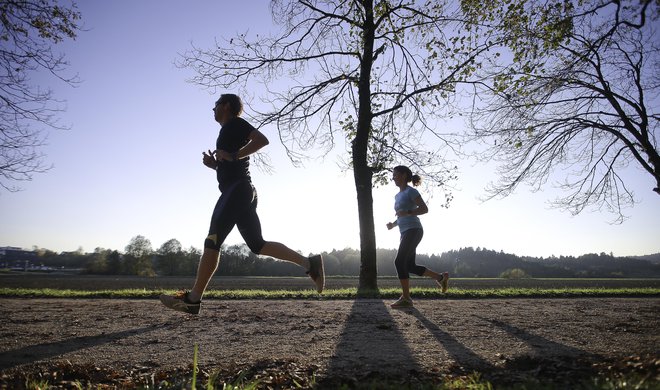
[{"left": 1, "top": 297, "right": 658, "bottom": 387}]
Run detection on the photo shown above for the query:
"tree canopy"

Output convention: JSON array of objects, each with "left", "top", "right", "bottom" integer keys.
[
  {"left": 462, "top": 0, "right": 659, "bottom": 222},
  {"left": 0, "top": 0, "right": 82, "bottom": 191}
]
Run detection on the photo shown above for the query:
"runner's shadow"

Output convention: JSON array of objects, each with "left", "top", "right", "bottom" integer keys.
[
  {"left": 408, "top": 307, "right": 496, "bottom": 372},
  {"left": 0, "top": 325, "right": 164, "bottom": 369},
  {"left": 321, "top": 299, "right": 422, "bottom": 385},
  {"left": 480, "top": 317, "right": 602, "bottom": 360},
  {"left": 472, "top": 316, "right": 606, "bottom": 383}
]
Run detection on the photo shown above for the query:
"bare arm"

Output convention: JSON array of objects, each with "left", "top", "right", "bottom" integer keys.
[
  {"left": 412, "top": 196, "right": 428, "bottom": 215},
  {"left": 395, "top": 196, "right": 428, "bottom": 217},
  {"left": 388, "top": 195, "right": 428, "bottom": 230}
]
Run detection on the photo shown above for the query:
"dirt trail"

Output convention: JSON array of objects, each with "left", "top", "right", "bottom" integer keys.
[{"left": 0, "top": 297, "right": 658, "bottom": 387}]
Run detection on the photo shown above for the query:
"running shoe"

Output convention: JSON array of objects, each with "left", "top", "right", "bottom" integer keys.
[
  {"left": 307, "top": 254, "right": 325, "bottom": 293},
  {"left": 159, "top": 290, "right": 201, "bottom": 314},
  {"left": 390, "top": 296, "right": 414, "bottom": 308},
  {"left": 436, "top": 272, "right": 449, "bottom": 293}
]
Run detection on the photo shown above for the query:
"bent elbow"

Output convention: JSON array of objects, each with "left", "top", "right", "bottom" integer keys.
[{"left": 259, "top": 133, "right": 270, "bottom": 147}]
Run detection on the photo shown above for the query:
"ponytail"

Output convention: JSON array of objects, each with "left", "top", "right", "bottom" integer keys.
[
  {"left": 393, "top": 165, "right": 422, "bottom": 186},
  {"left": 411, "top": 174, "right": 422, "bottom": 187}
]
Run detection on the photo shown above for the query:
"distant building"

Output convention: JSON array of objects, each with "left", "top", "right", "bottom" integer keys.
[
  {"left": 0, "top": 246, "right": 24, "bottom": 255},
  {"left": 0, "top": 246, "right": 38, "bottom": 265}
]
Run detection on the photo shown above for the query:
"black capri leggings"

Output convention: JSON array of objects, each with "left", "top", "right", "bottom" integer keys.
[
  {"left": 394, "top": 228, "right": 426, "bottom": 279},
  {"left": 204, "top": 179, "right": 266, "bottom": 254}
]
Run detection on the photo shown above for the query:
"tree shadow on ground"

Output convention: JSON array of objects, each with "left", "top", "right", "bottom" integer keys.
[
  {"left": 0, "top": 325, "right": 164, "bottom": 370},
  {"left": 319, "top": 299, "right": 422, "bottom": 386},
  {"left": 319, "top": 300, "right": 517, "bottom": 387},
  {"left": 344, "top": 306, "right": 608, "bottom": 386}
]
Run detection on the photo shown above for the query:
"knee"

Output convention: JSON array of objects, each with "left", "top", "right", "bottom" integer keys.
[
  {"left": 246, "top": 239, "right": 266, "bottom": 255},
  {"left": 204, "top": 234, "right": 221, "bottom": 251}
]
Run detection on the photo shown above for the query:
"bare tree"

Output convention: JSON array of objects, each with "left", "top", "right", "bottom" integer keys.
[
  {"left": 0, "top": 0, "right": 81, "bottom": 191},
  {"left": 462, "top": 0, "right": 659, "bottom": 222},
  {"left": 179, "top": 0, "right": 490, "bottom": 290}
]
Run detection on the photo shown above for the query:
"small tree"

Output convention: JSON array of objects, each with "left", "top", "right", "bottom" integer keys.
[
  {"left": 106, "top": 250, "right": 122, "bottom": 274},
  {"left": 156, "top": 238, "right": 183, "bottom": 276},
  {"left": 85, "top": 247, "right": 111, "bottom": 274},
  {"left": 0, "top": 0, "right": 82, "bottom": 191},
  {"left": 180, "top": 246, "right": 201, "bottom": 276},
  {"left": 124, "top": 235, "right": 154, "bottom": 276}
]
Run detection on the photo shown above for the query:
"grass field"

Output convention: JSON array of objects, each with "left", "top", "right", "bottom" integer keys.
[
  {"left": 0, "top": 274, "right": 659, "bottom": 299},
  {"left": 1, "top": 273, "right": 659, "bottom": 290}
]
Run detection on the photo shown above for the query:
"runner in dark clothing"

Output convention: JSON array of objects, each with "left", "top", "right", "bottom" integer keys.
[
  {"left": 204, "top": 115, "right": 265, "bottom": 255},
  {"left": 160, "top": 94, "right": 325, "bottom": 314}
]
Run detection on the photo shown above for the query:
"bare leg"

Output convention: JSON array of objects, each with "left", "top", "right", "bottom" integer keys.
[
  {"left": 424, "top": 268, "right": 449, "bottom": 292},
  {"left": 189, "top": 248, "right": 220, "bottom": 302},
  {"left": 259, "top": 241, "right": 310, "bottom": 270},
  {"left": 400, "top": 278, "right": 411, "bottom": 300}
]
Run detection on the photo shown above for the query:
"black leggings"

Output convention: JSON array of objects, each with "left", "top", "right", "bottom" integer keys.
[
  {"left": 204, "top": 179, "right": 266, "bottom": 254},
  {"left": 394, "top": 228, "right": 426, "bottom": 279}
]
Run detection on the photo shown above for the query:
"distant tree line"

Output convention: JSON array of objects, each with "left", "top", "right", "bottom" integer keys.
[{"left": 2, "top": 235, "right": 659, "bottom": 278}]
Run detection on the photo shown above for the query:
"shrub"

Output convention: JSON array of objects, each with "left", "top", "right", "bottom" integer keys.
[{"left": 500, "top": 268, "right": 530, "bottom": 279}]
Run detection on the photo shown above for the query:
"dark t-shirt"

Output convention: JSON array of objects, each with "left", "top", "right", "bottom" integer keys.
[{"left": 215, "top": 116, "right": 253, "bottom": 191}]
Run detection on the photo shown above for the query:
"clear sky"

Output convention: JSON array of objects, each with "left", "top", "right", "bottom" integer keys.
[{"left": 1, "top": 1, "right": 658, "bottom": 258}]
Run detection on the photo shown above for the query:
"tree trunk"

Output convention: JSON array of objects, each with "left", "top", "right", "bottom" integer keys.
[
  {"left": 354, "top": 162, "right": 378, "bottom": 292},
  {"left": 354, "top": 0, "right": 378, "bottom": 292},
  {"left": 645, "top": 141, "right": 660, "bottom": 196}
]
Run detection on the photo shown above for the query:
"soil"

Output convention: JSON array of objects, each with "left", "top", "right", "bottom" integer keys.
[{"left": 0, "top": 297, "right": 659, "bottom": 388}]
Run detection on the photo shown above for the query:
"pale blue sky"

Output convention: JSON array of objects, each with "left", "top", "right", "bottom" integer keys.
[{"left": 1, "top": 1, "right": 658, "bottom": 258}]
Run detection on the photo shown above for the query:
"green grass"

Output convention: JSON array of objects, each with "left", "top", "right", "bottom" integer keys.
[{"left": 0, "top": 286, "right": 658, "bottom": 299}]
